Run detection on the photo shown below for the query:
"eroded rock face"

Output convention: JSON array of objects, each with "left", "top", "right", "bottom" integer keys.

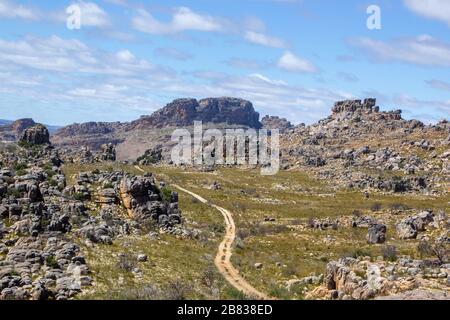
[
  {"left": 332, "top": 98, "right": 378, "bottom": 115},
  {"left": 119, "top": 174, "right": 181, "bottom": 226},
  {"left": 19, "top": 124, "right": 50, "bottom": 146}
]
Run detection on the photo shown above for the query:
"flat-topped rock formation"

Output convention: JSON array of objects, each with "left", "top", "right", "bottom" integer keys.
[
  {"left": 19, "top": 124, "right": 50, "bottom": 146},
  {"left": 261, "top": 115, "right": 294, "bottom": 132},
  {"left": 128, "top": 97, "right": 262, "bottom": 130},
  {"left": 331, "top": 99, "right": 402, "bottom": 121}
]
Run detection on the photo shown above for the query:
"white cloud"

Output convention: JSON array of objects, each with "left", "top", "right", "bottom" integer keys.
[
  {"left": 0, "top": 0, "right": 40, "bottom": 20},
  {"left": 154, "top": 47, "right": 193, "bottom": 61},
  {"left": 0, "top": 35, "right": 171, "bottom": 78},
  {"left": 404, "top": 0, "right": 450, "bottom": 27},
  {"left": 426, "top": 79, "right": 450, "bottom": 91},
  {"left": 103, "top": 0, "right": 128, "bottom": 6},
  {"left": 225, "top": 58, "right": 268, "bottom": 70},
  {"left": 132, "top": 7, "right": 226, "bottom": 35},
  {"left": 393, "top": 93, "right": 450, "bottom": 121},
  {"left": 244, "top": 31, "right": 287, "bottom": 48},
  {"left": 116, "top": 49, "right": 135, "bottom": 62},
  {"left": 277, "top": 51, "right": 318, "bottom": 73},
  {"left": 349, "top": 35, "right": 450, "bottom": 67},
  {"left": 70, "top": 1, "right": 110, "bottom": 27}
]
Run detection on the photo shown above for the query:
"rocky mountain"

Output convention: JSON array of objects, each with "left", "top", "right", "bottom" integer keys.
[
  {"left": 51, "top": 97, "right": 262, "bottom": 160},
  {"left": 0, "top": 119, "right": 12, "bottom": 126},
  {"left": 0, "top": 118, "right": 37, "bottom": 142},
  {"left": 128, "top": 97, "right": 261, "bottom": 130},
  {"left": 0, "top": 119, "right": 61, "bottom": 142}
]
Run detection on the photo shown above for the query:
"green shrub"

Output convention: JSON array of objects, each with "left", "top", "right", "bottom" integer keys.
[
  {"left": 74, "top": 192, "right": 86, "bottom": 201},
  {"left": 268, "top": 284, "right": 291, "bottom": 300},
  {"left": 103, "top": 182, "right": 114, "bottom": 189},
  {"left": 344, "top": 249, "right": 372, "bottom": 259},
  {"left": 17, "top": 141, "right": 32, "bottom": 149},
  {"left": 48, "top": 179, "right": 58, "bottom": 187},
  {"left": 160, "top": 187, "right": 172, "bottom": 203},
  {"left": 45, "top": 256, "right": 59, "bottom": 269},
  {"left": 117, "top": 254, "right": 137, "bottom": 272},
  {"left": 370, "top": 202, "right": 382, "bottom": 212},
  {"left": 6, "top": 188, "right": 21, "bottom": 198}
]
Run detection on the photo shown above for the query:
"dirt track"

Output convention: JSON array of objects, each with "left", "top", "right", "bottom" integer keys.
[
  {"left": 172, "top": 184, "right": 271, "bottom": 300},
  {"left": 134, "top": 165, "right": 270, "bottom": 299}
]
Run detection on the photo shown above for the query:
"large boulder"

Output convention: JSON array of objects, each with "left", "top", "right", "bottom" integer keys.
[
  {"left": 396, "top": 211, "right": 434, "bottom": 240},
  {"left": 99, "top": 143, "right": 116, "bottom": 162},
  {"left": 367, "top": 224, "right": 387, "bottom": 244},
  {"left": 119, "top": 174, "right": 180, "bottom": 225},
  {"left": 19, "top": 124, "right": 50, "bottom": 146}
]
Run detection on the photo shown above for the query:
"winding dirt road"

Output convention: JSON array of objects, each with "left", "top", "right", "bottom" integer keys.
[{"left": 134, "top": 166, "right": 270, "bottom": 300}]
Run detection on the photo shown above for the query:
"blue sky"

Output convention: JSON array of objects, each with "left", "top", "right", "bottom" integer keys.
[{"left": 0, "top": 0, "right": 449, "bottom": 125}]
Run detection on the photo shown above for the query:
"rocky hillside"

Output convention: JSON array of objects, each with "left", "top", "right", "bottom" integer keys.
[{"left": 280, "top": 98, "right": 450, "bottom": 195}]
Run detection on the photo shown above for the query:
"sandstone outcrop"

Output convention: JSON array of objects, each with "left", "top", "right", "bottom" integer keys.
[
  {"left": 128, "top": 97, "right": 262, "bottom": 130},
  {"left": 119, "top": 174, "right": 181, "bottom": 226},
  {"left": 19, "top": 124, "right": 50, "bottom": 146}
]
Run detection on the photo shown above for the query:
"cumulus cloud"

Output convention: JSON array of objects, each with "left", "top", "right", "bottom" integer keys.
[
  {"left": 348, "top": 35, "right": 450, "bottom": 67},
  {"left": 244, "top": 31, "right": 287, "bottom": 48},
  {"left": 0, "top": 0, "right": 40, "bottom": 20},
  {"left": 277, "top": 51, "right": 318, "bottom": 73},
  {"left": 76, "top": 1, "right": 110, "bottom": 27},
  {"left": 0, "top": 35, "right": 172, "bottom": 78},
  {"left": 132, "top": 7, "right": 227, "bottom": 35},
  {"left": 404, "top": 0, "right": 450, "bottom": 27}
]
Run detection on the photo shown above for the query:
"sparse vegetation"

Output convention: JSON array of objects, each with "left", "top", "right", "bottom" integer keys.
[{"left": 382, "top": 245, "right": 398, "bottom": 262}]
